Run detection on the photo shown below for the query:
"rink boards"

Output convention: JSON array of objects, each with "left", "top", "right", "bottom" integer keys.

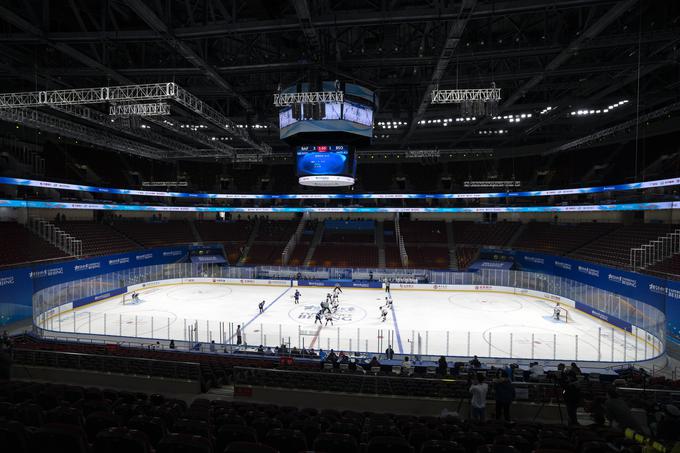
[{"left": 34, "top": 277, "right": 662, "bottom": 363}]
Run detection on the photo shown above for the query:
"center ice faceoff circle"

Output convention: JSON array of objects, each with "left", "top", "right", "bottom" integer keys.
[{"left": 288, "top": 303, "right": 368, "bottom": 325}]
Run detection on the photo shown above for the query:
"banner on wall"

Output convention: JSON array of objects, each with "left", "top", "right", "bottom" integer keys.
[
  {"left": 481, "top": 248, "right": 680, "bottom": 344},
  {"left": 574, "top": 301, "right": 633, "bottom": 332},
  {"left": 0, "top": 267, "right": 34, "bottom": 324},
  {"left": 297, "top": 279, "right": 383, "bottom": 289},
  {"left": 0, "top": 246, "right": 191, "bottom": 325},
  {"left": 468, "top": 260, "right": 514, "bottom": 271},
  {"left": 28, "top": 246, "right": 190, "bottom": 292}
]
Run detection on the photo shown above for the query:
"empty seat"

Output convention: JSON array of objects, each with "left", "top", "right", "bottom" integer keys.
[
  {"left": 157, "top": 432, "right": 212, "bottom": 453},
  {"left": 420, "top": 439, "right": 466, "bottom": 453},
  {"left": 127, "top": 415, "right": 166, "bottom": 447},
  {"left": 476, "top": 445, "right": 521, "bottom": 453},
  {"left": 85, "top": 411, "right": 120, "bottom": 442},
  {"left": 263, "top": 428, "right": 307, "bottom": 453},
  {"left": 216, "top": 425, "right": 257, "bottom": 452},
  {"left": 224, "top": 441, "right": 277, "bottom": 453},
  {"left": 171, "top": 418, "right": 211, "bottom": 438},
  {"left": 94, "top": 427, "right": 152, "bottom": 453},
  {"left": 0, "top": 419, "right": 29, "bottom": 453},
  {"left": 408, "top": 428, "right": 444, "bottom": 450},
  {"left": 313, "top": 432, "right": 359, "bottom": 453},
  {"left": 31, "top": 423, "right": 90, "bottom": 453},
  {"left": 367, "top": 435, "right": 415, "bottom": 453}
]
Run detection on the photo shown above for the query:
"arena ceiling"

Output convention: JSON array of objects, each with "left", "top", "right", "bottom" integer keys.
[{"left": 0, "top": 0, "right": 678, "bottom": 162}]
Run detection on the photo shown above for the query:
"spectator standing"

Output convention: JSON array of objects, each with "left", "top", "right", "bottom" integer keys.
[
  {"left": 236, "top": 325, "right": 242, "bottom": 345},
  {"left": 327, "top": 349, "right": 338, "bottom": 363},
  {"left": 0, "top": 338, "right": 12, "bottom": 381},
  {"left": 494, "top": 371, "right": 515, "bottom": 421},
  {"left": 402, "top": 356, "right": 414, "bottom": 376},
  {"left": 469, "top": 374, "right": 489, "bottom": 422},
  {"left": 562, "top": 374, "right": 581, "bottom": 426},
  {"left": 469, "top": 355, "right": 481, "bottom": 368},
  {"left": 529, "top": 362, "right": 545, "bottom": 381},
  {"left": 385, "top": 345, "right": 394, "bottom": 360},
  {"left": 437, "top": 356, "right": 448, "bottom": 376}
]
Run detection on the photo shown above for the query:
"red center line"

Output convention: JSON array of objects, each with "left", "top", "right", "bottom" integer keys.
[{"left": 308, "top": 325, "right": 323, "bottom": 349}]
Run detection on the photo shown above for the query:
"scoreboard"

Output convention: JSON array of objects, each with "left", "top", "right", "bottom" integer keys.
[{"left": 296, "top": 145, "right": 356, "bottom": 187}]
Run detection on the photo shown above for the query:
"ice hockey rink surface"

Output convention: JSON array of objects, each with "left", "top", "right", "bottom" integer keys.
[{"left": 45, "top": 282, "right": 657, "bottom": 362}]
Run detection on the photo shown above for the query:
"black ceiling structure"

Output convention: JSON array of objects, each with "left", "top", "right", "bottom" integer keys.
[{"left": 0, "top": 0, "right": 677, "bottom": 163}]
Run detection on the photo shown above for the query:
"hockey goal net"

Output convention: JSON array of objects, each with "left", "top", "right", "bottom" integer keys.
[
  {"left": 121, "top": 293, "right": 139, "bottom": 305},
  {"left": 553, "top": 306, "right": 569, "bottom": 323}
]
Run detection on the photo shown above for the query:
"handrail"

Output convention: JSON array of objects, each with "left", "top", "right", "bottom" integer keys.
[
  {"left": 394, "top": 213, "right": 409, "bottom": 267},
  {"left": 14, "top": 346, "right": 202, "bottom": 367},
  {"left": 282, "top": 213, "right": 307, "bottom": 265},
  {"left": 13, "top": 347, "right": 203, "bottom": 380}
]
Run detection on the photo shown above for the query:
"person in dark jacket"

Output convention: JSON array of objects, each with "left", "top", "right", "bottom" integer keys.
[
  {"left": 385, "top": 345, "right": 395, "bottom": 360},
  {"left": 469, "top": 355, "right": 482, "bottom": 368},
  {"left": 562, "top": 373, "right": 581, "bottom": 426},
  {"left": 494, "top": 371, "right": 515, "bottom": 421},
  {"left": 437, "top": 356, "right": 448, "bottom": 376}
]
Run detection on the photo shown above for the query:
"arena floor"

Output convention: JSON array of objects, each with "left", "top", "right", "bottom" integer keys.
[{"left": 45, "top": 283, "right": 657, "bottom": 362}]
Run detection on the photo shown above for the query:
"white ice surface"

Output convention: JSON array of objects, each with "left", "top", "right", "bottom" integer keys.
[{"left": 43, "top": 283, "right": 657, "bottom": 362}]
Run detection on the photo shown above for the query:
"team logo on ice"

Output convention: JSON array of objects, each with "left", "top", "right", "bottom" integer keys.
[{"left": 288, "top": 304, "right": 367, "bottom": 324}]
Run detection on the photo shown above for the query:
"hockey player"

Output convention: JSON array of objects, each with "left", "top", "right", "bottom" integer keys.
[
  {"left": 314, "top": 310, "right": 323, "bottom": 325},
  {"left": 333, "top": 283, "right": 343, "bottom": 295},
  {"left": 331, "top": 296, "right": 339, "bottom": 313},
  {"left": 258, "top": 300, "right": 265, "bottom": 314},
  {"left": 380, "top": 306, "right": 388, "bottom": 322},
  {"left": 553, "top": 303, "right": 562, "bottom": 321},
  {"left": 293, "top": 289, "right": 301, "bottom": 304},
  {"left": 324, "top": 311, "right": 334, "bottom": 326},
  {"left": 385, "top": 280, "right": 391, "bottom": 294},
  {"left": 385, "top": 295, "right": 393, "bottom": 309}
]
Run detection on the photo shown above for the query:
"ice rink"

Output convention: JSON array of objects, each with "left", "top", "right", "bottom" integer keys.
[{"left": 42, "top": 282, "right": 659, "bottom": 362}]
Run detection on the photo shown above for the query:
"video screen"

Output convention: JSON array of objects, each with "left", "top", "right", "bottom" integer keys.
[
  {"left": 296, "top": 145, "right": 354, "bottom": 176},
  {"left": 279, "top": 108, "right": 295, "bottom": 128},
  {"left": 342, "top": 101, "right": 373, "bottom": 126}
]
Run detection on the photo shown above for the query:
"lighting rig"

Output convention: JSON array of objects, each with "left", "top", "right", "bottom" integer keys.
[{"left": 430, "top": 83, "right": 501, "bottom": 117}]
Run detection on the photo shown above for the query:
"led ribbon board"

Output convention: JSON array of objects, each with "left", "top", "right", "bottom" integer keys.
[
  {"left": 0, "top": 199, "right": 676, "bottom": 213},
  {"left": 0, "top": 177, "right": 678, "bottom": 200}
]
